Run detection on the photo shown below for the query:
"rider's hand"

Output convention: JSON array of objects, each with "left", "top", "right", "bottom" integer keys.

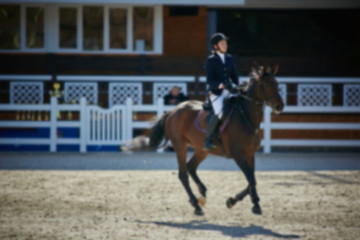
[
  {"left": 224, "top": 82, "right": 233, "bottom": 91},
  {"left": 218, "top": 83, "right": 224, "bottom": 89},
  {"left": 229, "top": 87, "right": 238, "bottom": 94},
  {"left": 225, "top": 82, "right": 238, "bottom": 94}
]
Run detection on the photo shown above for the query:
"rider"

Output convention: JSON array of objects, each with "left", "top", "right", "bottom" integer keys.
[{"left": 203, "top": 33, "right": 240, "bottom": 150}]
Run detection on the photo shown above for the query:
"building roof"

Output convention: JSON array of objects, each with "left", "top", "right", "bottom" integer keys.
[
  {"left": 3, "top": 0, "right": 360, "bottom": 8},
  {"left": 3, "top": 0, "right": 245, "bottom": 6}
]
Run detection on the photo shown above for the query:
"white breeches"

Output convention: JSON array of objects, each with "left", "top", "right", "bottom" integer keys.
[{"left": 209, "top": 89, "right": 237, "bottom": 119}]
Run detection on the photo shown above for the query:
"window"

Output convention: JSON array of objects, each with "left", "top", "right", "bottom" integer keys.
[
  {"left": 83, "top": 6, "right": 103, "bottom": 50},
  {"left": 26, "top": 7, "right": 44, "bottom": 48},
  {"left": 133, "top": 7, "right": 154, "bottom": 51},
  {"left": 0, "top": 4, "right": 162, "bottom": 54},
  {"left": 0, "top": 5, "right": 20, "bottom": 49},
  {"left": 59, "top": 7, "right": 77, "bottom": 49},
  {"left": 109, "top": 8, "right": 127, "bottom": 49}
]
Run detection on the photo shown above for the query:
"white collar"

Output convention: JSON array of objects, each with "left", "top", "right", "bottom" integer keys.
[{"left": 217, "top": 52, "right": 225, "bottom": 64}]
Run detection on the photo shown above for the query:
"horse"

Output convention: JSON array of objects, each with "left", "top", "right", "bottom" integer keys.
[{"left": 127, "top": 65, "right": 284, "bottom": 216}]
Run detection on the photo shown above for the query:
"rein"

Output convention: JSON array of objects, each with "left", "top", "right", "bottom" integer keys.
[
  {"left": 220, "top": 77, "right": 279, "bottom": 135},
  {"left": 231, "top": 102, "right": 260, "bottom": 135},
  {"left": 228, "top": 82, "right": 267, "bottom": 134},
  {"left": 232, "top": 78, "right": 279, "bottom": 134},
  {"left": 237, "top": 92, "right": 262, "bottom": 105},
  {"left": 227, "top": 95, "right": 263, "bottom": 135}
]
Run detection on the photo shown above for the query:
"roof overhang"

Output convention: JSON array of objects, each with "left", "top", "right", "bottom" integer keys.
[
  {"left": 3, "top": 0, "right": 359, "bottom": 8},
  {"left": 1, "top": 0, "right": 245, "bottom": 6}
]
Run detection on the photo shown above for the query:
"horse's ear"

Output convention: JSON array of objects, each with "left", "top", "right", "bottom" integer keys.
[
  {"left": 263, "top": 65, "right": 269, "bottom": 75},
  {"left": 249, "top": 67, "right": 256, "bottom": 77},
  {"left": 272, "top": 64, "right": 279, "bottom": 75},
  {"left": 258, "top": 66, "right": 264, "bottom": 76}
]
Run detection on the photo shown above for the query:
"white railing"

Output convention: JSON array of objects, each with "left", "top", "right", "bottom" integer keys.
[
  {"left": 0, "top": 97, "right": 359, "bottom": 153},
  {"left": 199, "top": 76, "right": 360, "bottom": 83},
  {"left": 124, "top": 98, "right": 173, "bottom": 140},
  {"left": 262, "top": 106, "right": 360, "bottom": 153},
  {"left": 57, "top": 75, "right": 195, "bottom": 82},
  {"left": 0, "top": 98, "right": 87, "bottom": 152},
  {"left": 87, "top": 105, "right": 126, "bottom": 146},
  {"left": 0, "top": 97, "right": 171, "bottom": 153}
]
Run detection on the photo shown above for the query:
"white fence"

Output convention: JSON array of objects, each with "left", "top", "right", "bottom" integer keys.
[
  {"left": 261, "top": 106, "right": 360, "bottom": 153},
  {"left": 0, "top": 97, "right": 359, "bottom": 153},
  {"left": 0, "top": 97, "right": 172, "bottom": 153}
]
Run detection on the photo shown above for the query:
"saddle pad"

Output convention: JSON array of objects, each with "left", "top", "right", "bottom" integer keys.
[{"left": 195, "top": 109, "right": 233, "bottom": 134}]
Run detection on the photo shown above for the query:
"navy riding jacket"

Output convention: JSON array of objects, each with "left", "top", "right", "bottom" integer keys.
[{"left": 205, "top": 53, "right": 239, "bottom": 96}]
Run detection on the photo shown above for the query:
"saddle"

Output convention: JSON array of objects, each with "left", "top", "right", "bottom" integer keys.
[{"left": 202, "top": 96, "right": 235, "bottom": 122}]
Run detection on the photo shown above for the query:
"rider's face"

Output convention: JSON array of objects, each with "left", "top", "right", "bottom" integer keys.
[{"left": 216, "top": 40, "right": 227, "bottom": 53}]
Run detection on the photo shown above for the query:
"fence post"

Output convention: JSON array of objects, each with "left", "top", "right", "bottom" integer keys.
[
  {"left": 263, "top": 106, "right": 271, "bottom": 153},
  {"left": 50, "top": 97, "right": 57, "bottom": 152},
  {"left": 156, "top": 98, "right": 165, "bottom": 153},
  {"left": 157, "top": 98, "right": 164, "bottom": 117},
  {"left": 80, "top": 97, "right": 87, "bottom": 153},
  {"left": 194, "top": 75, "right": 200, "bottom": 100},
  {"left": 125, "top": 98, "right": 133, "bottom": 141}
]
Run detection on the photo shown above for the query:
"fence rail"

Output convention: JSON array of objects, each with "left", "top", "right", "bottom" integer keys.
[
  {"left": 0, "top": 97, "right": 359, "bottom": 153},
  {"left": 266, "top": 106, "right": 360, "bottom": 152}
]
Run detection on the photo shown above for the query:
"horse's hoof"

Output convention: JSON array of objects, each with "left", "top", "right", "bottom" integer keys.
[
  {"left": 226, "top": 197, "right": 235, "bottom": 209},
  {"left": 194, "top": 208, "right": 204, "bottom": 216},
  {"left": 252, "top": 205, "right": 262, "bottom": 215},
  {"left": 198, "top": 197, "right": 206, "bottom": 207}
]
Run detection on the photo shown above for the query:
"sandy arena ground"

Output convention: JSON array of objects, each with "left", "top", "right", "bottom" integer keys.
[{"left": 0, "top": 170, "right": 359, "bottom": 240}]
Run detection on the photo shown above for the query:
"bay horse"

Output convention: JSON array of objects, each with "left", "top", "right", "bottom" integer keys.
[{"left": 129, "top": 65, "right": 284, "bottom": 216}]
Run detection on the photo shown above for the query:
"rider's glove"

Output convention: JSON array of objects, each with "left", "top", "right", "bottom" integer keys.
[{"left": 225, "top": 82, "right": 238, "bottom": 94}]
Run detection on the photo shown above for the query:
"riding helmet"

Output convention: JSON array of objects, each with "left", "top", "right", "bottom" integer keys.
[{"left": 210, "top": 33, "right": 229, "bottom": 47}]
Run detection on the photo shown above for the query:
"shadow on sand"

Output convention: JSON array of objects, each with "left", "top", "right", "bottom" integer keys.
[{"left": 136, "top": 220, "right": 300, "bottom": 239}]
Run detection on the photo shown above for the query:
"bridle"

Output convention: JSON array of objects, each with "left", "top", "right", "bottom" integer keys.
[
  {"left": 237, "top": 76, "right": 280, "bottom": 107},
  {"left": 258, "top": 80, "right": 281, "bottom": 106},
  {"left": 228, "top": 76, "right": 280, "bottom": 134}
]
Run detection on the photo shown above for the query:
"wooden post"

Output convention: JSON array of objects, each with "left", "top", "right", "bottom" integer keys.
[
  {"left": 80, "top": 97, "right": 87, "bottom": 153},
  {"left": 157, "top": 98, "right": 165, "bottom": 153},
  {"left": 157, "top": 98, "right": 164, "bottom": 116},
  {"left": 194, "top": 75, "right": 200, "bottom": 100},
  {"left": 264, "top": 106, "right": 271, "bottom": 153},
  {"left": 50, "top": 97, "right": 57, "bottom": 152},
  {"left": 125, "top": 98, "right": 133, "bottom": 141}
]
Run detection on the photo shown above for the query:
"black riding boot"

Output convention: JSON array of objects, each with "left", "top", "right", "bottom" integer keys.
[{"left": 203, "top": 115, "right": 221, "bottom": 150}]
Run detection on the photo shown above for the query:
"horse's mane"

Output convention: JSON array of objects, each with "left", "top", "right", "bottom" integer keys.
[
  {"left": 239, "top": 77, "right": 257, "bottom": 95},
  {"left": 239, "top": 65, "right": 271, "bottom": 95}
]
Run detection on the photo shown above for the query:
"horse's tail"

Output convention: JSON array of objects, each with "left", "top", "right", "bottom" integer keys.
[
  {"left": 121, "top": 112, "right": 169, "bottom": 152},
  {"left": 148, "top": 112, "right": 169, "bottom": 149}
]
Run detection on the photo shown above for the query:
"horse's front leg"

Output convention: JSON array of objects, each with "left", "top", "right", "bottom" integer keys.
[
  {"left": 226, "top": 185, "right": 250, "bottom": 208},
  {"left": 231, "top": 156, "right": 262, "bottom": 215},
  {"left": 248, "top": 181, "right": 261, "bottom": 214}
]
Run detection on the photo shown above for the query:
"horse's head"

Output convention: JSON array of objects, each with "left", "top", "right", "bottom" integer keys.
[{"left": 254, "top": 65, "right": 284, "bottom": 114}]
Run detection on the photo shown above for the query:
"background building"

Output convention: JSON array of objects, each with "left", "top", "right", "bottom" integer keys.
[{"left": 0, "top": 0, "right": 359, "bottom": 151}]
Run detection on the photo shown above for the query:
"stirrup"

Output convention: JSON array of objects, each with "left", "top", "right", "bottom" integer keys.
[{"left": 203, "top": 139, "right": 216, "bottom": 150}]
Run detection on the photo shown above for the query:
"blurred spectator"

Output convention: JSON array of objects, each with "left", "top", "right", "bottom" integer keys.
[{"left": 163, "top": 86, "right": 189, "bottom": 105}]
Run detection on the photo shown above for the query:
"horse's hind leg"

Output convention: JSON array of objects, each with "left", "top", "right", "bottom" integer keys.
[
  {"left": 187, "top": 150, "right": 208, "bottom": 204},
  {"left": 173, "top": 140, "right": 204, "bottom": 216}
]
